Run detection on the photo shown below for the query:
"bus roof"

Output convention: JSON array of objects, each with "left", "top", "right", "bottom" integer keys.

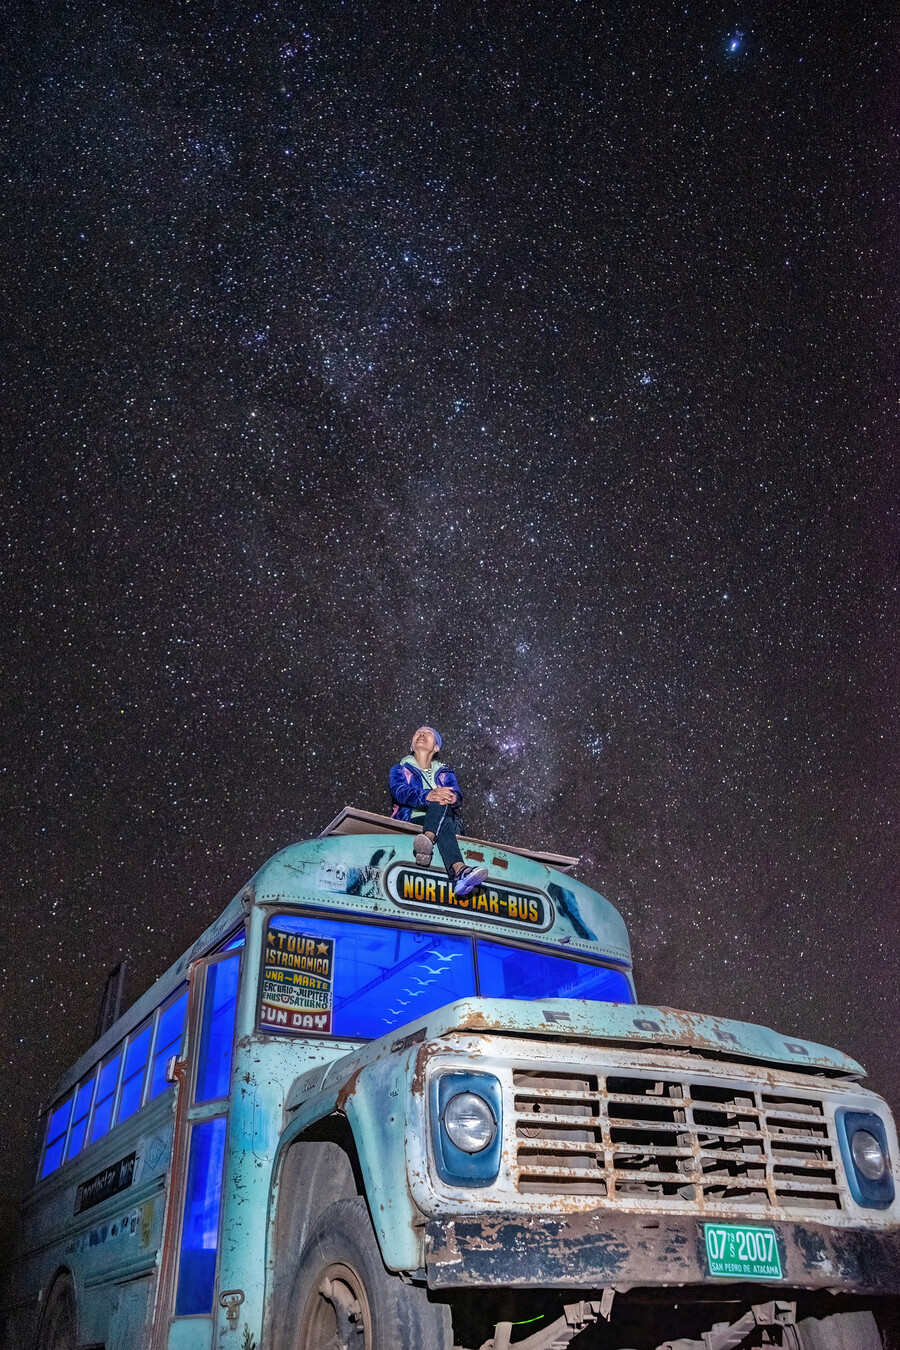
[{"left": 319, "top": 807, "right": 581, "bottom": 872}]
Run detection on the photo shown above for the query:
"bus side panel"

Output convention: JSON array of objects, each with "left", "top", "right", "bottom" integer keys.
[
  {"left": 14, "top": 1098, "right": 175, "bottom": 1350},
  {"left": 106, "top": 1275, "right": 154, "bottom": 1350}
]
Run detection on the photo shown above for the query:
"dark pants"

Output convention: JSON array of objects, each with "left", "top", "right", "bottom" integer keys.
[{"left": 417, "top": 803, "right": 463, "bottom": 873}]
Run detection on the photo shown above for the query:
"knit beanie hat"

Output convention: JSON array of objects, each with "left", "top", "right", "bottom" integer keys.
[{"left": 412, "top": 726, "right": 442, "bottom": 751}]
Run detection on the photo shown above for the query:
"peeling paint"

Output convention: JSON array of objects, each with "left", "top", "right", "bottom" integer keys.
[
  {"left": 547, "top": 882, "right": 597, "bottom": 942},
  {"left": 335, "top": 1065, "right": 364, "bottom": 1114}
]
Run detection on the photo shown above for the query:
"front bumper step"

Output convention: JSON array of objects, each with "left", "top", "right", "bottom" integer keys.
[{"left": 424, "top": 1211, "right": 900, "bottom": 1295}]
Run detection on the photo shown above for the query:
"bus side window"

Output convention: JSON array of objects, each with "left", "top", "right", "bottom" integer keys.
[
  {"left": 148, "top": 989, "right": 188, "bottom": 1100},
  {"left": 89, "top": 1051, "right": 123, "bottom": 1145},
  {"left": 39, "top": 1096, "right": 73, "bottom": 1180},
  {"left": 195, "top": 955, "right": 240, "bottom": 1103},
  {"left": 174, "top": 1117, "right": 228, "bottom": 1315},
  {"left": 66, "top": 1075, "right": 96, "bottom": 1162},
  {"left": 116, "top": 1022, "right": 153, "bottom": 1125}
]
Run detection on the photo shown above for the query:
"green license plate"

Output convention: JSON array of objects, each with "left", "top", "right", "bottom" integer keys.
[{"left": 704, "top": 1223, "right": 781, "bottom": 1280}]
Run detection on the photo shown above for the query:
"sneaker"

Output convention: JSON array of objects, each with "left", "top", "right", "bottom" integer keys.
[
  {"left": 413, "top": 833, "right": 434, "bottom": 867},
  {"left": 451, "top": 865, "right": 489, "bottom": 897}
]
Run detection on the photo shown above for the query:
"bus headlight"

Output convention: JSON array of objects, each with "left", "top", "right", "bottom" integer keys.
[
  {"left": 850, "top": 1129, "right": 887, "bottom": 1182},
  {"left": 836, "top": 1109, "right": 895, "bottom": 1209},
  {"left": 444, "top": 1091, "right": 496, "bottom": 1153},
  {"left": 431, "top": 1072, "right": 502, "bottom": 1187}
]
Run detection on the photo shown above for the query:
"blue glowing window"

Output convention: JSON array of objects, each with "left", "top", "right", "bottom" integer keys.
[
  {"left": 195, "top": 956, "right": 241, "bottom": 1103},
  {"left": 116, "top": 1024, "right": 152, "bottom": 1125},
  {"left": 148, "top": 990, "right": 188, "bottom": 1101},
  {"left": 65, "top": 1076, "right": 96, "bottom": 1161},
  {"left": 40, "top": 1096, "right": 73, "bottom": 1179},
  {"left": 476, "top": 940, "right": 633, "bottom": 1004},
  {"left": 174, "top": 1117, "right": 227, "bottom": 1316},
  {"left": 261, "top": 915, "right": 474, "bottom": 1039},
  {"left": 220, "top": 930, "right": 245, "bottom": 951},
  {"left": 89, "top": 1052, "right": 122, "bottom": 1144}
]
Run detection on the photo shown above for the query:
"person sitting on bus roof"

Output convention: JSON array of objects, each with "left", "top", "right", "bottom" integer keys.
[{"left": 389, "top": 726, "right": 489, "bottom": 898}]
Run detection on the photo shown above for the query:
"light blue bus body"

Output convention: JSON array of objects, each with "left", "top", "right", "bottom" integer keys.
[{"left": 6, "top": 811, "right": 900, "bottom": 1350}]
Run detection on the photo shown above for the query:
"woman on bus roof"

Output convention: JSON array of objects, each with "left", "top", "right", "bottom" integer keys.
[{"left": 389, "top": 726, "right": 488, "bottom": 898}]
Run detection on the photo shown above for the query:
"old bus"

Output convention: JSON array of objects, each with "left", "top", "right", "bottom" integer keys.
[{"left": 5, "top": 809, "right": 900, "bottom": 1350}]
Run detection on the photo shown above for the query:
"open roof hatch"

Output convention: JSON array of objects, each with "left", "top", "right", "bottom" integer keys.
[{"left": 319, "top": 806, "right": 579, "bottom": 873}]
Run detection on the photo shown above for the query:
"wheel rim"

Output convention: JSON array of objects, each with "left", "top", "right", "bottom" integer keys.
[{"left": 298, "top": 1260, "right": 372, "bottom": 1350}]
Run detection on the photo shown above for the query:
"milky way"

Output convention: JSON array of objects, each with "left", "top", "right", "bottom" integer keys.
[{"left": 2, "top": 1, "right": 897, "bottom": 1243}]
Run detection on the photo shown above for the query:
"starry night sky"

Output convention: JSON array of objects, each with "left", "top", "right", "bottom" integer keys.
[{"left": 2, "top": 1, "right": 898, "bottom": 1247}]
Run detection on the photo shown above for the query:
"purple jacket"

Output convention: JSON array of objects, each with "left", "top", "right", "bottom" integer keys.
[{"left": 389, "top": 759, "right": 463, "bottom": 821}]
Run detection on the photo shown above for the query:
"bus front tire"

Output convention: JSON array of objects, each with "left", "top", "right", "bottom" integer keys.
[
  {"left": 34, "top": 1273, "right": 76, "bottom": 1350},
  {"left": 289, "top": 1196, "right": 451, "bottom": 1350}
]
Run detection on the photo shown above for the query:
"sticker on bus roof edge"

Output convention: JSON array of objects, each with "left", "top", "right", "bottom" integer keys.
[
  {"left": 385, "top": 864, "right": 553, "bottom": 932},
  {"left": 318, "top": 860, "right": 384, "bottom": 898},
  {"left": 260, "top": 925, "right": 335, "bottom": 1035}
]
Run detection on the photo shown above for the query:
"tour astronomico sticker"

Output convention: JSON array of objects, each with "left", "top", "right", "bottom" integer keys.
[{"left": 260, "top": 925, "right": 335, "bottom": 1034}]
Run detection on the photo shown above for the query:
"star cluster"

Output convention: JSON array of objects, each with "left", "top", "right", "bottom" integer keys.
[{"left": 1, "top": 1, "right": 898, "bottom": 1244}]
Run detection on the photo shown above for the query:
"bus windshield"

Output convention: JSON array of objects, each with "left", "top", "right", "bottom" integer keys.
[{"left": 259, "top": 913, "right": 632, "bottom": 1039}]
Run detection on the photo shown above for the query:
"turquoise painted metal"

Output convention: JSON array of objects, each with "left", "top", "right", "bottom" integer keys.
[
  {"left": 249, "top": 830, "right": 633, "bottom": 967},
  {"left": 5, "top": 812, "right": 898, "bottom": 1350}
]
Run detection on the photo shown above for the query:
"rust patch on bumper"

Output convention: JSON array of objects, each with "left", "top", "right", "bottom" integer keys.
[{"left": 424, "top": 1212, "right": 900, "bottom": 1296}]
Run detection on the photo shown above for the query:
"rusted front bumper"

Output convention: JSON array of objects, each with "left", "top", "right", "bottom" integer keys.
[{"left": 424, "top": 1212, "right": 900, "bottom": 1296}]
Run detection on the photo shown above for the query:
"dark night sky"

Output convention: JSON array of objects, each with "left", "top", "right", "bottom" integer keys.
[{"left": 1, "top": 0, "right": 898, "bottom": 1246}]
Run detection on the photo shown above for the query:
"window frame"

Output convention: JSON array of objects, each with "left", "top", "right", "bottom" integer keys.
[
  {"left": 32, "top": 927, "right": 244, "bottom": 1187},
  {"left": 257, "top": 905, "right": 633, "bottom": 1043},
  {"left": 87, "top": 1047, "right": 125, "bottom": 1148},
  {"left": 475, "top": 935, "right": 634, "bottom": 1006},
  {"left": 172, "top": 1114, "right": 230, "bottom": 1318},
  {"left": 64, "top": 1071, "right": 98, "bottom": 1165},
  {"left": 39, "top": 1093, "right": 74, "bottom": 1180},
  {"left": 115, "top": 1018, "right": 154, "bottom": 1127},
  {"left": 191, "top": 948, "right": 243, "bottom": 1106},
  {"left": 36, "top": 983, "right": 190, "bottom": 1183},
  {"left": 147, "top": 985, "right": 189, "bottom": 1104},
  {"left": 170, "top": 943, "right": 243, "bottom": 1322}
]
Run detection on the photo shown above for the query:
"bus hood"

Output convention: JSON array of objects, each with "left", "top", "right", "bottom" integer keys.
[{"left": 399, "top": 997, "right": 864, "bottom": 1079}]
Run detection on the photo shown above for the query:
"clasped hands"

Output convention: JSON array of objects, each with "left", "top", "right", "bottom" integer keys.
[{"left": 426, "top": 788, "right": 457, "bottom": 806}]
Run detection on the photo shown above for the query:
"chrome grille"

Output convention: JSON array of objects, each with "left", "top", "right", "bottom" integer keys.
[{"left": 512, "top": 1069, "right": 841, "bottom": 1211}]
